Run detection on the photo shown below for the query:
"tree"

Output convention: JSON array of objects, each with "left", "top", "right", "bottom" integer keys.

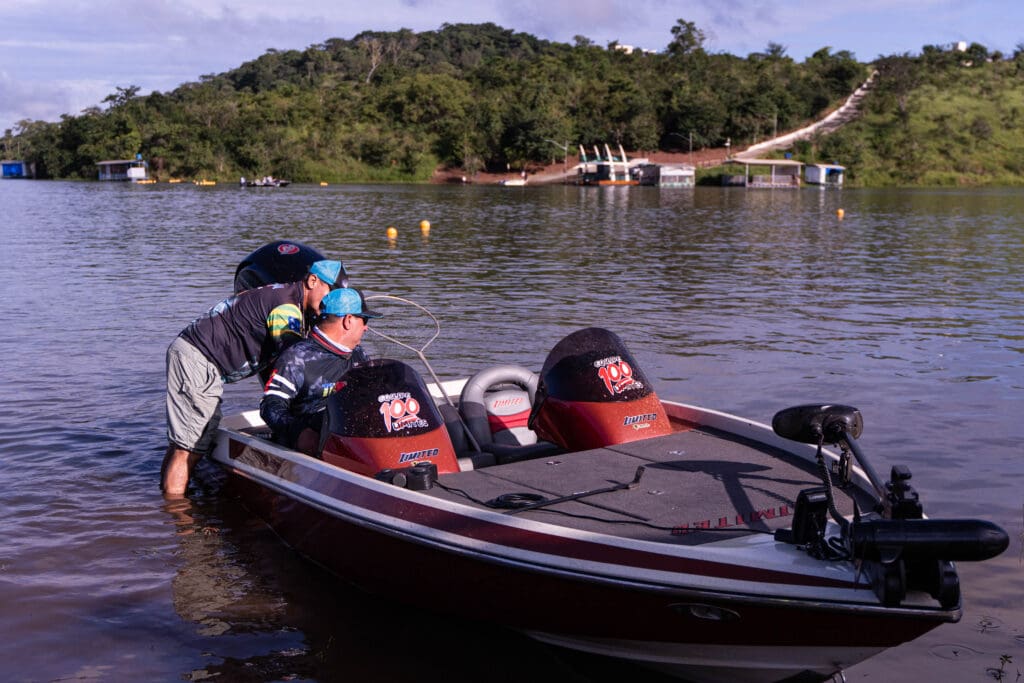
[
  {"left": 359, "top": 36, "right": 384, "bottom": 83},
  {"left": 667, "top": 19, "right": 705, "bottom": 58},
  {"left": 102, "top": 85, "right": 141, "bottom": 109},
  {"left": 964, "top": 42, "right": 990, "bottom": 64},
  {"left": 873, "top": 54, "right": 921, "bottom": 117}
]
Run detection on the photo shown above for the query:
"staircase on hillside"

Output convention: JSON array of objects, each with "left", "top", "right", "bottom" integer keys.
[{"left": 735, "top": 70, "right": 877, "bottom": 159}]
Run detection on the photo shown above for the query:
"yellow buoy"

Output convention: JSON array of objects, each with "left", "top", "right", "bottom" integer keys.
[
  {"left": 386, "top": 226, "right": 398, "bottom": 239},
  {"left": 419, "top": 219, "right": 431, "bottom": 234},
  {"left": 320, "top": 181, "right": 328, "bottom": 187},
  {"left": 837, "top": 208, "right": 845, "bottom": 220}
]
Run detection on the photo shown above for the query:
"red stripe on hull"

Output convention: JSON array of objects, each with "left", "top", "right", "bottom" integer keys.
[
  {"left": 226, "top": 470, "right": 945, "bottom": 650},
  {"left": 230, "top": 441, "right": 851, "bottom": 588}
]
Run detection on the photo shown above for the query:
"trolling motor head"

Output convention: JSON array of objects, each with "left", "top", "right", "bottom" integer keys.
[{"left": 772, "top": 404, "right": 863, "bottom": 445}]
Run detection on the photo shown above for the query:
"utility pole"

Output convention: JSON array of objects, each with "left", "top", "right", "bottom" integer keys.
[
  {"left": 669, "top": 132, "right": 694, "bottom": 162},
  {"left": 544, "top": 139, "right": 569, "bottom": 174}
]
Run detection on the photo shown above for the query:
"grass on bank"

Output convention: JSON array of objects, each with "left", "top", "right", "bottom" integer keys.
[{"left": 796, "top": 59, "right": 1024, "bottom": 187}]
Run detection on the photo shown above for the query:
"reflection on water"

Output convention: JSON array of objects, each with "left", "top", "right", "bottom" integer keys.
[
  {"left": 163, "top": 465, "right": 634, "bottom": 683},
  {"left": 0, "top": 181, "right": 1021, "bottom": 681}
]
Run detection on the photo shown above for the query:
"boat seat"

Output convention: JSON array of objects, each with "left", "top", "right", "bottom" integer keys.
[
  {"left": 439, "top": 403, "right": 471, "bottom": 455},
  {"left": 458, "top": 365, "right": 563, "bottom": 466}
]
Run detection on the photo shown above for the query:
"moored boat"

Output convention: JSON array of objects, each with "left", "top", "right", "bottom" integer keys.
[
  {"left": 243, "top": 176, "right": 291, "bottom": 187},
  {"left": 210, "top": 245, "right": 1008, "bottom": 683}
]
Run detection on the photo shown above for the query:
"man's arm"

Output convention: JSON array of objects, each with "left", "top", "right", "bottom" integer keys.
[
  {"left": 259, "top": 302, "right": 305, "bottom": 384},
  {"left": 260, "top": 366, "right": 300, "bottom": 443},
  {"left": 266, "top": 302, "right": 305, "bottom": 353}
]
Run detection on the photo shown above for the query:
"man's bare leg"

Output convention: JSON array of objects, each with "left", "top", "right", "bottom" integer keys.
[{"left": 161, "top": 445, "right": 202, "bottom": 497}]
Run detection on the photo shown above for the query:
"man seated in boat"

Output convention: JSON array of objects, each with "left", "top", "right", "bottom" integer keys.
[
  {"left": 162, "top": 260, "right": 347, "bottom": 496},
  {"left": 260, "top": 288, "right": 381, "bottom": 455}
]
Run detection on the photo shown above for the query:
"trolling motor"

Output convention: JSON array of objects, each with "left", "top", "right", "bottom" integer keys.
[{"left": 772, "top": 404, "right": 1008, "bottom": 608}]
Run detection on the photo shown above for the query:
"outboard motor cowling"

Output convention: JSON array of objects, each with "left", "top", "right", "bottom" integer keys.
[
  {"left": 322, "top": 359, "right": 460, "bottom": 477},
  {"left": 529, "top": 328, "right": 672, "bottom": 450},
  {"left": 234, "top": 240, "right": 341, "bottom": 292}
]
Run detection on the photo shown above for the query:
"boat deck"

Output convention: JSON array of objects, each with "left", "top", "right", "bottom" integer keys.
[{"left": 426, "top": 425, "right": 865, "bottom": 546}]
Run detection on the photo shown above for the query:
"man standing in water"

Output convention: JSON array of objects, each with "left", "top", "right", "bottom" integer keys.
[
  {"left": 161, "top": 260, "right": 346, "bottom": 496},
  {"left": 260, "top": 287, "right": 381, "bottom": 455}
]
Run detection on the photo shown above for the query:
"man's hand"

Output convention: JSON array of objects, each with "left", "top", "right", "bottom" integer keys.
[{"left": 296, "top": 428, "right": 320, "bottom": 456}]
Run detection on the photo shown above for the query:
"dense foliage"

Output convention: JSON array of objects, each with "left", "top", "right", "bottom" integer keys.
[
  {"left": 10, "top": 25, "right": 1024, "bottom": 186},
  {"left": 1, "top": 21, "right": 868, "bottom": 182},
  {"left": 798, "top": 44, "right": 1024, "bottom": 186}
]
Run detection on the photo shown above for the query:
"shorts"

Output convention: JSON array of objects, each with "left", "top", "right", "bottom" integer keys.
[{"left": 166, "top": 336, "right": 223, "bottom": 455}]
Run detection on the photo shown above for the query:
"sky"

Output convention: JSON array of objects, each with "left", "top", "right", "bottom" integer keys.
[{"left": 2, "top": 0, "right": 1023, "bottom": 135}]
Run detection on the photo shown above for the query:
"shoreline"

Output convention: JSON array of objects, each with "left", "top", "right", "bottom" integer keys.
[{"left": 430, "top": 148, "right": 732, "bottom": 185}]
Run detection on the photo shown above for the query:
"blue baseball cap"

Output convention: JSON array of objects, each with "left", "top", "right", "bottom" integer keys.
[
  {"left": 308, "top": 260, "right": 348, "bottom": 289},
  {"left": 320, "top": 288, "right": 382, "bottom": 318}
]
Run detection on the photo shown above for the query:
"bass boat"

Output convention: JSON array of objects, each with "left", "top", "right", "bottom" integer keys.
[{"left": 211, "top": 244, "right": 1008, "bottom": 683}]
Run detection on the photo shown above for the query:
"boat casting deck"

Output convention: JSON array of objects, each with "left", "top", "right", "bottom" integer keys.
[{"left": 427, "top": 426, "right": 862, "bottom": 546}]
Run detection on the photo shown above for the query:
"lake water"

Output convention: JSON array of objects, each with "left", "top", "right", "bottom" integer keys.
[{"left": 1, "top": 180, "right": 1022, "bottom": 682}]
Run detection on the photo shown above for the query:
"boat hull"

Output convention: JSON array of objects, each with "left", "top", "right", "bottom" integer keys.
[
  {"left": 213, "top": 402, "right": 958, "bottom": 682},
  {"left": 220, "top": 474, "right": 937, "bottom": 682}
]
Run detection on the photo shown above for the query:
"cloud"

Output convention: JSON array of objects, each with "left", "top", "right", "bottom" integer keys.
[
  {"left": 0, "top": 1, "right": 327, "bottom": 129},
  {"left": 0, "top": 70, "right": 112, "bottom": 130},
  {"left": 4, "top": 0, "right": 1024, "bottom": 132},
  {"left": 495, "top": 0, "right": 631, "bottom": 41}
]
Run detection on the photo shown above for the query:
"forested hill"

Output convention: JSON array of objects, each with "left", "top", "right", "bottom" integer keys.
[{"left": 4, "top": 22, "right": 1022, "bottom": 186}]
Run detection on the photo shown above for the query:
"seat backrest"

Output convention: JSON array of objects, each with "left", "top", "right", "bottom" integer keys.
[
  {"left": 459, "top": 365, "right": 539, "bottom": 449},
  {"left": 481, "top": 386, "right": 536, "bottom": 446}
]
